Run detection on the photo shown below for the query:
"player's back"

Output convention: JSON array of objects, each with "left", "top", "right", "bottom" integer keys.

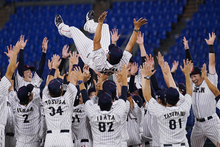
[
  {"left": 14, "top": 97, "right": 41, "bottom": 143},
  {"left": 85, "top": 99, "right": 127, "bottom": 147}
]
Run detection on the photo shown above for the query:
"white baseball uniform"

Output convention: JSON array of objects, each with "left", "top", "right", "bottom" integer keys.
[
  {"left": 0, "top": 76, "right": 11, "bottom": 147},
  {"left": 148, "top": 93, "right": 192, "bottom": 146},
  {"left": 191, "top": 73, "right": 220, "bottom": 147},
  {"left": 127, "top": 100, "right": 144, "bottom": 147},
  {"left": 72, "top": 103, "right": 93, "bottom": 147},
  {"left": 8, "top": 90, "right": 42, "bottom": 147},
  {"left": 57, "top": 20, "right": 132, "bottom": 74},
  {"left": 84, "top": 98, "right": 127, "bottom": 147},
  {"left": 5, "top": 102, "right": 16, "bottom": 147},
  {"left": 42, "top": 83, "right": 77, "bottom": 147}
]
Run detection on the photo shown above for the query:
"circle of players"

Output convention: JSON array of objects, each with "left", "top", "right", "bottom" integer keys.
[{"left": 1, "top": 11, "right": 220, "bottom": 147}]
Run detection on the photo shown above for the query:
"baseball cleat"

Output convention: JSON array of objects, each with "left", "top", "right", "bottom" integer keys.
[
  {"left": 54, "top": 14, "right": 63, "bottom": 27},
  {"left": 86, "top": 10, "right": 94, "bottom": 21}
]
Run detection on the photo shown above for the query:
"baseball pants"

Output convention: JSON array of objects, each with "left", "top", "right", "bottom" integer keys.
[
  {"left": 73, "top": 139, "right": 92, "bottom": 147},
  {"left": 5, "top": 135, "right": 16, "bottom": 147},
  {"left": 191, "top": 114, "right": 220, "bottom": 147},
  {"left": 16, "top": 141, "right": 40, "bottom": 147},
  {"left": 58, "top": 20, "right": 110, "bottom": 65},
  {"left": 0, "top": 127, "right": 5, "bottom": 147}
]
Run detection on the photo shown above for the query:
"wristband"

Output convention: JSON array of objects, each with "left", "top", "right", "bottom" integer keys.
[
  {"left": 144, "top": 76, "right": 151, "bottom": 80},
  {"left": 127, "top": 89, "right": 131, "bottom": 97},
  {"left": 49, "top": 68, "right": 56, "bottom": 76},
  {"left": 77, "top": 80, "right": 83, "bottom": 85},
  {"left": 209, "top": 45, "right": 214, "bottom": 53},
  {"left": 134, "top": 29, "right": 139, "bottom": 32}
]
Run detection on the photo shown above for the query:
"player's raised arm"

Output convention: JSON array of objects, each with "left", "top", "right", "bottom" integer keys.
[
  {"left": 183, "top": 37, "right": 194, "bottom": 63},
  {"left": 36, "top": 37, "right": 48, "bottom": 78},
  {"left": 201, "top": 63, "right": 220, "bottom": 98},
  {"left": 205, "top": 32, "right": 216, "bottom": 74},
  {"left": 119, "top": 64, "right": 128, "bottom": 101},
  {"left": 45, "top": 54, "right": 61, "bottom": 86},
  {"left": 5, "top": 41, "right": 21, "bottom": 80},
  {"left": 136, "top": 31, "right": 147, "bottom": 64},
  {"left": 17, "top": 35, "right": 27, "bottom": 77},
  {"left": 180, "top": 59, "right": 193, "bottom": 96},
  {"left": 59, "top": 45, "right": 70, "bottom": 74},
  {"left": 110, "top": 28, "right": 120, "bottom": 45},
  {"left": 93, "top": 11, "right": 107, "bottom": 51},
  {"left": 141, "top": 62, "right": 156, "bottom": 102},
  {"left": 125, "top": 18, "right": 147, "bottom": 53}
]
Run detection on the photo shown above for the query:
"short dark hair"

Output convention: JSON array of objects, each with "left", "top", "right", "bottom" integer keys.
[{"left": 49, "top": 88, "right": 63, "bottom": 97}]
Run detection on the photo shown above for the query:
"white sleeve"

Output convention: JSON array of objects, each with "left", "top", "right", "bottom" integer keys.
[
  {"left": 90, "top": 48, "right": 108, "bottom": 72},
  {"left": 90, "top": 95, "right": 99, "bottom": 104},
  {"left": 208, "top": 73, "right": 218, "bottom": 87},
  {"left": 85, "top": 100, "right": 96, "bottom": 119},
  {"left": 118, "top": 50, "right": 132, "bottom": 66},
  {"left": 63, "top": 83, "right": 77, "bottom": 105},
  {"left": 8, "top": 90, "right": 19, "bottom": 113},
  {"left": 130, "top": 100, "right": 143, "bottom": 125},
  {"left": 32, "top": 72, "right": 43, "bottom": 87},
  {"left": 179, "top": 94, "right": 192, "bottom": 112},
  {"left": 148, "top": 98, "right": 164, "bottom": 118},
  {"left": 0, "top": 76, "right": 11, "bottom": 97}
]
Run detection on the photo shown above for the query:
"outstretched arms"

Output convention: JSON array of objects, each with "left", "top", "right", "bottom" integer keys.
[
  {"left": 183, "top": 37, "right": 193, "bottom": 63},
  {"left": 110, "top": 28, "right": 120, "bottom": 45},
  {"left": 93, "top": 11, "right": 107, "bottom": 51},
  {"left": 18, "top": 35, "right": 27, "bottom": 77}
]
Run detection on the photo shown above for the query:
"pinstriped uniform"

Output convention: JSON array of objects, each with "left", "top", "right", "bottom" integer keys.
[
  {"left": 191, "top": 73, "right": 220, "bottom": 147},
  {"left": 127, "top": 101, "right": 144, "bottom": 146},
  {"left": 0, "top": 76, "right": 12, "bottom": 147},
  {"left": 148, "top": 94, "right": 192, "bottom": 146},
  {"left": 85, "top": 99, "right": 127, "bottom": 147},
  {"left": 71, "top": 104, "right": 93, "bottom": 147},
  {"left": 8, "top": 90, "right": 41, "bottom": 147},
  {"left": 57, "top": 21, "right": 132, "bottom": 74},
  {"left": 42, "top": 83, "right": 77, "bottom": 147}
]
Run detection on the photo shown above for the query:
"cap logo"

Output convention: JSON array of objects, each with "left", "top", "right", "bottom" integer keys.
[{"left": 192, "top": 67, "right": 194, "bottom": 72}]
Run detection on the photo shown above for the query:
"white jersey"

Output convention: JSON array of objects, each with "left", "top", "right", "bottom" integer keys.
[
  {"left": 127, "top": 101, "right": 143, "bottom": 146},
  {"left": 148, "top": 94, "right": 192, "bottom": 145},
  {"left": 15, "top": 71, "right": 43, "bottom": 95},
  {"left": 0, "top": 76, "right": 12, "bottom": 126},
  {"left": 8, "top": 90, "right": 41, "bottom": 144},
  {"left": 42, "top": 83, "right": 77, "bottom": 131},
  {"left": 71, "top": 104, "right": 92, "bottom": 141},
  {"left": 85, "top": 99, "right": 127, "bottom": 147},
  {"left": 192, "top": 73, "right": 218, "bottom": 118}
]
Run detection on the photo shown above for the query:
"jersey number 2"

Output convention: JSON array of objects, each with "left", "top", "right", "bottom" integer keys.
[
  {"left": 22, "top": 114, "right": 29, "bottom": 123},
  {"left": 98, "top": 122, "right": 114, "bottom": 132},
  {"left": 49, "top": 106, "right": 63, "bottom": 116},
  {"left": 169, "top": 119, "right": 182, "bottom": 130}
]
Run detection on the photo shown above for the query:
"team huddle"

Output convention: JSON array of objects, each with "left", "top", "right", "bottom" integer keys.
[{"left": 0, "top": 10, "right": 220, "bottom": 147}]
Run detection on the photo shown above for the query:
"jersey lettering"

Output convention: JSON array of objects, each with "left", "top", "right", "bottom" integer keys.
[
  {"left": 100, "top": 67, "right": 117, "bottom": 75},
  {"left": 193, "top": 87, "right": 205, "bottom": 93},
  {"left": 49, "top": 106, "right": 63, "bottom": 116},
  {"left": 169, "top": 119, "right": 182, "bottom": 130},
  {"left": 22, "top": 114, "right": 29, "bottom": 123},
  {"left": 98, "top": 122, "right": 114, "bottom": 132},
  {"left": 72, "top": 114, "right": 80, "bottom": 123}
]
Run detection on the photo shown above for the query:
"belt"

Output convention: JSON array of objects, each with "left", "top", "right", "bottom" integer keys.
[
  {"left": 164, "top": 143, "right": 185, "bottom": 147},
  {"left": 196, "top": 116, "right": 213, "bottom": 122},
  {"left": 47, "top": 129, "right": 69, "bottom": 134},
  {"left": 6, "top": 132, "right": 14, "bottom": 137},
  {"left": 73, "top": 139, "right": 89, "bottom": 143}
]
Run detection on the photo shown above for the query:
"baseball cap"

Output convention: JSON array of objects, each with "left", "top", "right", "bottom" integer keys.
[
  {"left": 129, "top": 58, "right": 134, "bottom": 63},
  {"left": 164, "top": 87, "right": 179, "bottom": 106},
  {"left": 190, "top": 66, "right": 201, "bottom": 76},
  {"left": 108, "top": 44, "right": 123, "bottom": 65},
  {"left": 98, "top": 91, "right": 112, "bottom": 111},
  {"left": 24, "top": 65, "right": 35, "bottom": 71},
  {"left": 156, "top": 88, "right": 167, "bottom": 106},
  {"left": 17, "top": 84, "right": 34, "bottom": 103},
  {"left": 103, "top": 80, "right": 116, "bottom": 99},
  {"left": 132, "top": 94, "right": 143, "bottom": 108},
  {"left": 178, "top": 83, "right": 186, "bottom": 96},
  {"left": 48, "top": 78, "right": 63, "bottom": 96},
  {"left": 88, "top": 87, "right": 96, "bottom": 96}
]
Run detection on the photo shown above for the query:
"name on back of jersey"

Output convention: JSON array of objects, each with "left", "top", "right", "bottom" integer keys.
[
  {"left": 97, "top": 114, "right": 115, "bottom": 121},
  {"left": 45, "top": 99, "right": 66, "bottom": 105},
  {"left": 17, "top": 107, "right": 33, "bottom": 113},
  {"left": 164, "top": 111, "right": 186, "bottom": 119}
]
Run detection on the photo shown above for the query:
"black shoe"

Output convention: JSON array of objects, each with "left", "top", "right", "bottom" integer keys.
[
  {"left": 54, "top": 14, "right": 63, "bottom": 27},
  {"left": 86, "top": 10, "right": 94, "bottom": 21}
]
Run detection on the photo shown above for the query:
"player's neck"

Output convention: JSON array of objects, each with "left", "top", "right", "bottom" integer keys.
[{"left": 166, "top": 103, "right": 176, "bottom": 107}]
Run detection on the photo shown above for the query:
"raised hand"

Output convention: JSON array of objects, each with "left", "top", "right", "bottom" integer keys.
[
  {"left": 69, "top": 51, "right": 79, "bottom": 65},
  {"left": 121, "top": 64, "right": 128, "bottom": 79},
  {"left": 19, "top": 35, "right": 27, "bottom": 49},
  {"left": 4, "top": 44, "right": 14, "bottom": 62},
  {"left": 115, "top": 71, "right": 122, "bottom": 84},
  {"left": 51, "top": 54, "right": 61, "bottom": 69},
  {"left": 42, "top": 37, "right": 49, "bottom": 53},
  {"left": 110, "top": 28, "right": 120, "bottom": 45},
  {"left": 73, "top": 66, "right": 84, "bottom": 81},
  {"left": 98, "top": 11, "right": 107, "bottom": 23},
  {"left": 133, "top": 18, "right": 147, "bottom": 29},
  {"left": 171, "top": 60, "right": 179, "bottom": 73},
  {"left": 130, "top": 62, "right": 139, "bottom": 76},
  {"left": 205, "top": 32, "right": 216, "bottom": 45},
  {"left": 62, "top": 45, "right": 70, "bottom": 58},
  {"left": 161, "top": 62, "right": 171, "bottom": 75},
  {"left": 145, "top": 54, "right": 154, "bottom": 70},
  {"left": 180, "top": 59, "right": 192, "bottom": 76},
  {"left": 48, "top": 59, "right": 52, "bottom": 70},
  {"left": 201, "top": 63, "right": 207, "bottom": 78},
  {"left": 141, "top": 62, "right": 156, "bottom": 77},
  {"left": 183, "top": 37, "right": 189, "bottom": 49},
  {"left": 14, "top": 41, "right": 22, "bottom": 54},
  {"left": 136, "top": 32, "right": 144, "bottom": 45},
  {"left": 156, "top": 52, "right": 164, "bottom": 67}
]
